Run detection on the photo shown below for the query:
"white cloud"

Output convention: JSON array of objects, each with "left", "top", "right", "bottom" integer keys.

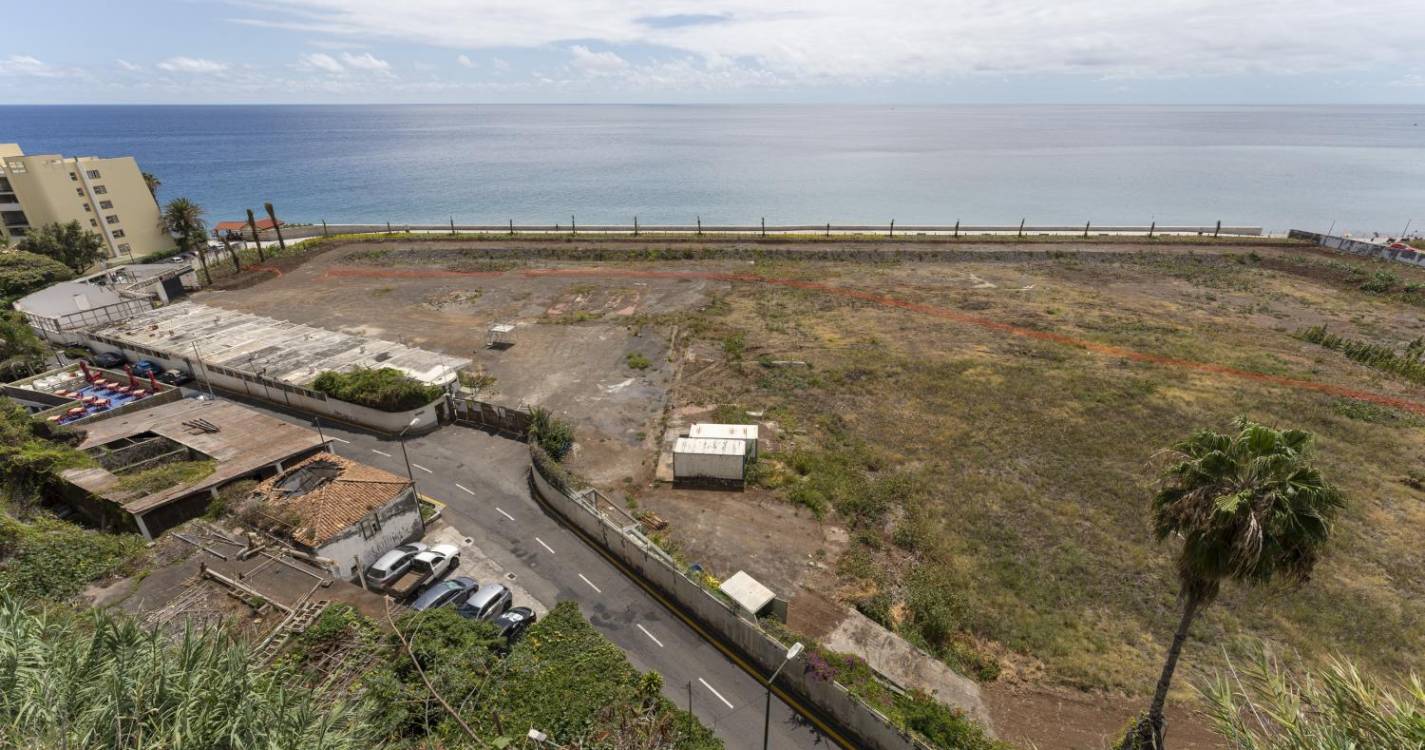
[
  {"left": 115, "top": 58, "right": 141, "bottom": 72},
  {"left": 230, "top": 0, "right": 1425, "bottom": 84},
  {"left": 156, "top": 56, "right": 228, "bottom": 74},
  {"left": 339, "top": 51, "right": 390, "bottom": 72},
  {"left": 1390, "top": 73, "right": 1425, "bottom": 88},
  {"left": 456, "top": 54, "right": 475, "bottom": 68},
  {"left": 299, "top": 52, "right": 346, "bottom": 73},
  {"left": 0, "top": 55, "right": 78, "bottom": 78},
  {"left": 569, "top": 45, "right": 628, "bottom": 76},
  {"left": 492, "top": 58, "right": 511, "bottom": 72}
]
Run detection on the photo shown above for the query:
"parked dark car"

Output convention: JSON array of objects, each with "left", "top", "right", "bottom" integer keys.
[
  {"left": 363, "top": 543, "right": 428, "bottom": 589},
  {"left": 456, "top": 583, "right": 512, "bottom": 622},
  {"left": 410, "top": 576, "right": 478, "bottom": 612},
  {"left": 156, "top": 368, "right": 193, "bottom": 386},
  {"left": 92, "top": 351, "right": 126, "bottom": 369},
  {"left": 490, "top": 606, "right": 536, "bottom": 645},
  {"left": 131, "top": 360, "right": 161, "bottom": 377}
]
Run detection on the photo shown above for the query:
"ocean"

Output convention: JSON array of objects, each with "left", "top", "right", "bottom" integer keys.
[{"left": 2, "top": 104, "right": 1422, "bottom": 235}]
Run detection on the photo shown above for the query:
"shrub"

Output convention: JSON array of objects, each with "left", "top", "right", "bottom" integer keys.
[
  {"left": 528, "top": 406, "right": 575, "bottom": 461},
  {"left": 0, "top": 516, "right": 144, "bottom": 601},
  {"left": 0, "top": 250, "right": 74, "bottom": 304},
  {"left": 626, "top": 351, "right": 652, "bottom": 370},
  {"left": 311, "top": 367, "right": 444, "bottom": 412}
]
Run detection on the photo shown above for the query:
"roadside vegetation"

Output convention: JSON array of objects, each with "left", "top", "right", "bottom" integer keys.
[
  {"left": 311, "top": 367, "right": 445, "bottom": 411},
  {"left": 363, "top": 602, "right": 721, "bottom": 749},
  {"left": 1298, "top": 325, "right": 1425, "bottom": 386},
  {"left": 15, "top": 221, "right": 106, "bottom": 274}
]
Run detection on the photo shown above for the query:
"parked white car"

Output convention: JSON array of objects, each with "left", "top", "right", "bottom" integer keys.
[
  {"left": 363, "top": 542, "right": 428, "bottom": 588},
  {"left": 387, "top": 543, "right": 461, "bottom": 599}
]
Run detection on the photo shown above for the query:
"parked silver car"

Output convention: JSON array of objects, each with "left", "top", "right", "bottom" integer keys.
[
  {"left": 457, "top": 583, "right": 512, "bottom": 621},
  {"left": 363, "top": 543, "right": 428, "bottom": 588},
  {"left": 410, "top": 576, "right": 478, "bottom": 611}
]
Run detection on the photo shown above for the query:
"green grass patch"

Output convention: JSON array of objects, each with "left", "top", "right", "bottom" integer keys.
[
  {"left": 311, "top": 367, "right": 445, "bottom": 412},
  {"left": 116, "top": 459, "right": 216, "bottom": 496},
  {"left": 626, "top": 351, "right": 653, "bottom": 370},
  {"left": 0, "top": 515, "right": 144, "bottom": 601}
]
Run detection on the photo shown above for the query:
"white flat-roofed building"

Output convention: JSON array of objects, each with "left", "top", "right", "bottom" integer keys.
[
  {"left": 719, "top": 570, "right": 777, "bottom": 615},
  {"left": 672, "top": 436, "right": 747, "bottom": 483},
  {"left": 689, "top": 422, "right": 759, "bottom": 459}
]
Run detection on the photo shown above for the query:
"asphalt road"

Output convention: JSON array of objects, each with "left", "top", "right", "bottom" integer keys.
[{"left": 212, "top": 392, "right": 834, "bottom": 750}]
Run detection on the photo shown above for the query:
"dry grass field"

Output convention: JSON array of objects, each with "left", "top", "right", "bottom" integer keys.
[{"left": 207, "top": 237, "right": 1425, "bottom": 744}]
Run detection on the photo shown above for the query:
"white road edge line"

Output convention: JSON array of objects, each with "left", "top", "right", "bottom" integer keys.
[
  {"left": 535, "top": 537, "right": 556, "bottom": 555},
  {"left": 412, "top": 463, "right": 434, "bottom": 474},
  {"left": 496, "top": 507, "right": 515, "bottom": 521},
  {"left": 456, "top": 483, "right": 475, "bottom": 495},
  {"left": 636, "top": 623, "right": 664, "bottom": 648},
  {"left": 578, "top": 573, "right": 602, "bottom": 594},
  {"left": 699, "top": 678, "right": 734, "bottom": 710},
  {"left": 370, "top": 449, "right": 392, "bottom": 457},
  {"left": 328, "top": 436, "right": 351, "bottom": 444}
]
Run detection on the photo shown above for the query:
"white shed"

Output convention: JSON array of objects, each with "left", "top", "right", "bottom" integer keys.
[
  {"left": 719, "top": 570, "right": 776, "bottom": 614},
  {"left": 486, "top": 323, "right": 516, "bottom": 348},
  {"left": 689, "top": 422, "right": 760, "bottom": 459},
  {"left": 672, "top": 437, "right": 747, "bottom": 482}
]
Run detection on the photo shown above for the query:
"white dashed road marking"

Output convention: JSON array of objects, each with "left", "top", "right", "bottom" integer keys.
[
  {"left": 412, "top": 463, "right": 433, "bottom": 474},
  {"left": 578, "top": 574, "right": 602, "bottom": 594},
  {"left": 636, "top": 623, "right": 664, "bottom": 648},
  {"left": 699, "top": 678, "right": 734, "bottom": 710},
  {"left": 371, "top": 449, "right": 392, "bottom": 457},
  {"left": 456, "top": 483, "right": 475, "bottom": 495},
  {"left": 496, "top": 507, "right": 515, "bottom": 521},
  {"left": 535, "top": 537, "right": 555, "bottom": 555}
]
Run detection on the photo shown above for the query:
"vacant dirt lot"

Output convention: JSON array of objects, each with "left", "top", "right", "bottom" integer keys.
[{"left": 201, "top": 236, "right": 1425, "bottom": 747}]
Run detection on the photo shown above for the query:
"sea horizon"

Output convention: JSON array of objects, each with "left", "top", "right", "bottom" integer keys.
[{"left": 4, "top": 103, "right": 1422, "bottom": 236}]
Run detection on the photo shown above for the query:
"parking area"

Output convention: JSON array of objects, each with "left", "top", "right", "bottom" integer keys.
[{"left": 400, "top": 522, "right": 549, "bottom": 619}]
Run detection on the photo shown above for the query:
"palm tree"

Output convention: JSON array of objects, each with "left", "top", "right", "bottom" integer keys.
[
  {"left": 246, "top": 208, "right": 266, "bottom": 263},
  {"left": 161, "top": 197, "right": 211, "bottom": 285},
  {"left": 142, "top": 171, "right": 161, "bottom": 199},
  {"left": 1119, "top": 417, "right": 1343, "bottom": 750}
]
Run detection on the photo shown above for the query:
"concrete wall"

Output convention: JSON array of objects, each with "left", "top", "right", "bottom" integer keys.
[
  {"left": 318, "top": 489, "right": 424, "bottom": 579},
  {"left": 529, "top": 451, "right": 939, "bottom": 750},
  {"left": 1290, "top": 230, "right": 1425, "bottom": 268},
  {"left": 454, "top": 396, "right": 532, "bottom": 436}
]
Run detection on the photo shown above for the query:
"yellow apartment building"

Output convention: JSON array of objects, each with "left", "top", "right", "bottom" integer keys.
[{"left": 0, "top": 143, "right": 174, "bottom": 259}]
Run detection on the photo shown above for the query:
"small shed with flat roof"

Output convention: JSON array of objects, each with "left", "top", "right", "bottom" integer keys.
[{"left": 719, "top": 570, "right": 777, "bottom": 615}]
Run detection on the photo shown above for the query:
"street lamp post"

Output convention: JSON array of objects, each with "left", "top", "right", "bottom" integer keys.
[
  {"left": 398, "top": 415, "right": 421, "bottom": 490},
  {"left": 763, "top": 642, "right": 804, "bottom": 750}
]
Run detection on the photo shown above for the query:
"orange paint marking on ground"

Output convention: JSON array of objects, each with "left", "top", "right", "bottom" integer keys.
[
  {"left": 246, "top": 264, "right": 284, "bottom": 278},
  {"left": 324, "top": 266, "right": 506, "bottom": 280}
]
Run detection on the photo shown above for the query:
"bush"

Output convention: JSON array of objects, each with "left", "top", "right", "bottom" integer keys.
[
  {"left": 626, "top": 351, "right": 652, "bottom": 370},
  {"left": 311, "top": 367, "right": 445, "bottom": 412},
  {"left": 0, "top": 251, "right": 74, "bottom": 304},
  {"left": 0, "top": 515, "right": 144, "bottom": 601},
  {"left": 528, "top": 406, "right": 575, "bottom": 461}
]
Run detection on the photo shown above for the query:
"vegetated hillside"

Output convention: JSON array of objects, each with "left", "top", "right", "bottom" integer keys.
[{"left": 668, "top": 250, "right": 1425, "bottom": 696}]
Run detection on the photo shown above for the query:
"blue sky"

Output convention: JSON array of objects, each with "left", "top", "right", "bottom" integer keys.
[{"left": 2, "top": 0, "right": 1423, "bottom": 103}]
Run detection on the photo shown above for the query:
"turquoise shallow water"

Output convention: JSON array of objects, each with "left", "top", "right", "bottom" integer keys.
[{"left": 2, "top": 104, "right": 1422, "bottom": 234}]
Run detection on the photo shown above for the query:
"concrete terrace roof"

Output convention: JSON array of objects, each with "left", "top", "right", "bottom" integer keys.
[
  {"left": 253, "top": 453, "right": 411, "bottom": 547},
  {"left": 97, "top": 302, "right": 468, "bottom": 388},
  {"left": 13, "top": 280, "right": 127, "bottom": 318},
  {"left": 66, "top": 398, "right": 325, "bottom": 515}
]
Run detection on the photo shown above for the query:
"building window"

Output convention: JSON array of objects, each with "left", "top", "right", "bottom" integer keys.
[
  {"left": 111, "top": 229, "right": 125, "bottom": 238},
  {"left": 83, "top": 204, "right": 91, "bottom": 212},
  {"left": 75, "top": 188, "right": 85, "bottom": 197},
  {"left": 92, "top": 185, "right": 107, "bottom": 195},
  {"left": 105, "top": 215, "right": 120, "bottom": 225},
  {"left": 89, "top": 219, "right": 98, "bottom": 227},
  {"left": 7, "top": 162, "right": 25, "bottom": 174},
  {"left": 69, "top": 172, "right": 78, "bottom": 181},
  {"left": 99, "top": 200, "right": 113, "bottom": 209},
  {"left": 117, "top": 243, "right": 131, "bottom": 254},
  {"left": 86, "top": 169, "right": 101, "bottom": 179},
  {"left": 358, "top": 515, "right": 381, "bottom": 540}
]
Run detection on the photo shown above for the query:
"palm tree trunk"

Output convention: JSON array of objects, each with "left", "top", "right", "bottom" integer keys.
[
  {"left": 247, "top": 208, "right": 266, "bottom": 263},
  {"left": 265, "top": 202, "right": 286, "bottom": 253},
  {"left": 197, "top": 246, "right": 212, "bottom": 286},
  {"left": 223, "top": 236, "right": 240, "bottom": 273},
  {"left": 1119, "top": 591, "right": 1201, "bottom": 750}
]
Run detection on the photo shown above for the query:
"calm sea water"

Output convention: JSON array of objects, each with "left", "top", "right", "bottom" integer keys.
[{"left": 2, "top": 104, "right": 1422, "bottom": 234}]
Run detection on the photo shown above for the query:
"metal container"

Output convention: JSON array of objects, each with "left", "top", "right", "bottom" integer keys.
[{"left": 672, "top": 437, "right": 747, "bottom": 482}]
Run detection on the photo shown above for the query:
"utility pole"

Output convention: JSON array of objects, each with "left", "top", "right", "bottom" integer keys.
[
  {"left": 264, "top": 202, "right": 286, "bottom": 252},
  {"left": 763, "top": 643, "right": 804, "bottom": 750}
]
